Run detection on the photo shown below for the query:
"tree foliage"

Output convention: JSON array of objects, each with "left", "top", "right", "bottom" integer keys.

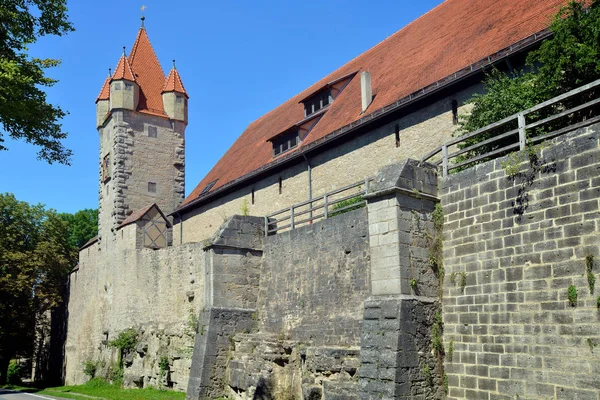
[
  {"left": 0, "top": 0, "right": 74, "bottom": 164},
  {"left": 59, "top": 209, "right": 98, "bottom": 249},
  {"left": 455, "top": 0, "right": 600, "bottom": 162},
  {"left": 0, "top": 193, "right": 78, "bottom": 383}
]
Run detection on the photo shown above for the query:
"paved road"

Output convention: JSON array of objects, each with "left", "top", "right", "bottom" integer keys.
[{"left": 0, "top": 389, "right": 69, "bottom": 400}]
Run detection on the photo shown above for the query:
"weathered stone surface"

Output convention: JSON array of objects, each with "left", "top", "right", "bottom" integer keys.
[
  {"left": 442, "top": 123, "right": 600, "bottom": 400},
  {"left": 258, "top": 208, "right": 370, "bottom": 346}
]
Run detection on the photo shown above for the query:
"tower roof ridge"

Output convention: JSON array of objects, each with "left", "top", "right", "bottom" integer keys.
[
  {"left": 96, "top": 77, "right": 111, "bottom": 103},
  {"left": 112, "top": 54, "right": 136, "bottom": 82},
  {"left": 162, "top": 67, "right": 188, "bottom": 98},
  {"left": 128, "top": 27, "right": 167, "bottom": 115}
]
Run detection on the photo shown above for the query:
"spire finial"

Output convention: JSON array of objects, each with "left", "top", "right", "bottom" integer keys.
[
  {"left": 122, "top": 46, "right": 126, "bottom": 56},
  {"left": 141, "top": 5, "right": 146, "bottom": 28},
  {"left": 172, "top": 59, "right": 176, "bottom": 69},
  {"left": 108, "top": 67, "right": 112, "bottom": 77}
]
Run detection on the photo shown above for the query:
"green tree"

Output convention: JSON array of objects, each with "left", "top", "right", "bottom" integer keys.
[
  {"left": 455, "top": 0, "right": 600, "bottom": 163},
  {"left": 59, "top": 209, "right": 98, "bottom": 249},
  {"left": 0, "top": 0, "right": 74, "bottom": 164},
  {"left": 0, "top": 193, "right": 76, "bottom": 383},
  {"left": 531, "top": 0, "right": 600, "bottom": 97}
]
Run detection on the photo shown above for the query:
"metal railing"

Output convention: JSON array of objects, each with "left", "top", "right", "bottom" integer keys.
[
  {"left": 265, "top": 177, "right": 375, "bottom": 235},
  {"left": 421, "top": 78, "right": 600, "bottom": 176}
]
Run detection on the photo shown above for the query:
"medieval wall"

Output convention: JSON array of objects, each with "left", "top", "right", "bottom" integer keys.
[
  {"left": 65, "top": 224, "right": 206, "bottom": 391},
  {"left": 176, "top": 84, "right": 480, "bottom": 244},
  {"left": 258, "top": 207, "right": 370, "bottom": 345},
  {"left": 441, "top": 124, "right": 600, "bottom": 399},
  {"left": 218, "top": 208, "right": 369, "bottom": 400}
]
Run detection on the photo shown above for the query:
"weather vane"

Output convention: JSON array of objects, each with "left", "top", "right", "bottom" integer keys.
[{"left": 141, "top": 5, "right": 147, "bottom": 27}]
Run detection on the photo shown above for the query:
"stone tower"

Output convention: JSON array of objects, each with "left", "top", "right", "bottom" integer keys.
[{"left": 94, "top": 23, "right": 188, "bottom": 250}]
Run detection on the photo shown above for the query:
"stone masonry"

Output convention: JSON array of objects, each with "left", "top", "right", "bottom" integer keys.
[
  {"left": 357, "top": 160, "right": 445, "bottom": 400},
  {"left": 441, "top": 123, "right": 600, "bottom": 399}
]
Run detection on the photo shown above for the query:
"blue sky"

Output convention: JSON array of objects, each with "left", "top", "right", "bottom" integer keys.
[{"left": 0, "top": 0, "right": 444, "bottom": 213}]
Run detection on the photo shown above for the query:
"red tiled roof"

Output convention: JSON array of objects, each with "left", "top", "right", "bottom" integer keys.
[
  {"left": 112, "top": 55, "right": 136, "bottom": 82},
  {"left": 117, "top": 203, "right": 172, "bottom": 229},
  {"left": 181, "top": 0, "right": 567, "bottom": 208},
  {"left": 96, "top": 77, "right": 110, "bottom": 103},
  {"left": 163, "top": 67, "right": 188, "bottom": 98},
  {"left": 128, "top": 28, "right": 168, "bottom": 116}
]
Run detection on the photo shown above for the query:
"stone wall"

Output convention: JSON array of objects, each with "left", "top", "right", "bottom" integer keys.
[
  {"left": 258, "top": 207, "right": 370, "bottom": 346},
  {"left": 209, "top": 208, "right": 370, "bottom": 400},
  {"left": 65, "top": 229, "right": 206, "bottom": 391},
  {"left": 176, "top": 85, "right": 479, "bottom": 243},
  {"left": 441, "top": 124, "right": 600, "bottom": 399}
]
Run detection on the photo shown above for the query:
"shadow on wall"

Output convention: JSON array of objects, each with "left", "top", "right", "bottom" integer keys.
[{"left": 34, "top": 279, "right": 69, "bottom": 386}]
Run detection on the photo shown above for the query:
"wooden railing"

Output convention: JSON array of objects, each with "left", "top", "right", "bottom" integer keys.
[
  {"left": 265, "top": 177, "right": 375, "bottom": 235},
  {"left": 421, "top": 78, "right": 600, "bottom": 176}
]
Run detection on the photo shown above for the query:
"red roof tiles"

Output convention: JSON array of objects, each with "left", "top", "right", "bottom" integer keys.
[
  {"left": 128, "top": 28, "right": 168, "bottom": 116},
  {"left": 163, "top": 67, "right": 189, "bottom": 98},
  {"left": 97, "top": 27, "right": 181, "bottom": 118},
  {"left": 112, "top": 55, "right": 136, "bottom": 82},
  {"left": 96, "top": 77, "right": 110, "bottom": 103},
  {"left": 181, "top": 0, "right": 567, "bottom": 208}
]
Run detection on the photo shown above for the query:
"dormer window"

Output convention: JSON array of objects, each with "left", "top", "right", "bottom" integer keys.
[
  {"left": 303, "top": 89, "right": 332, "bottom": 117},
  {"left": 272, "top": 129, "right": 300, "bottom": 157}
]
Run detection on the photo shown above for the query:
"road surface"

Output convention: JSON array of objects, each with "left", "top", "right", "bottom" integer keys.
[{"left": 0, "top": 389, "right": 69, "bottom": 400}]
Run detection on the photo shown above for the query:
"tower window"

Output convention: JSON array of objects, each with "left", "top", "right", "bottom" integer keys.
[
  {"left": 452, "top": 99, "right": 459, "bottom": 125},
  {"left": 148, "top": 182, "right": 157, "bottom": 193},
  {"left": 113, "top": 82, "right": 121, "bottom": 90},
  {"left": 176, "top": 95, "right": 183, "bottom": 104},
  {"left": 272, "top": 129, "right": 299, "bottom": 157},
  {"left": 148, "top": 126, "right": 157, "bottom": 138},
  {"left": 125, "top": 83, "right": 133, "bottom": 90},
  {"left": 278, "top": 177, "right": 283, "bottom": 195},
  {"left": 252, "top": 188, "right": 255, "bottom": 205},
  {"left": 395, "top": 124, "right": 400, "bottom": 147},
  {"left": 102, "top": 154, "right": 111, "bottom": 182}
]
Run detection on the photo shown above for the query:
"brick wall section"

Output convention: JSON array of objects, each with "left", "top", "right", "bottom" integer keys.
[
  {"left": 258, "top": 207, "right": 370, "bottom": 346},
  {"left": 441, "top": 124, "right": 600, "bottom": 400}
]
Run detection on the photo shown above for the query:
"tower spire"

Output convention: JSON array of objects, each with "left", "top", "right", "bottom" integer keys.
[{"left": 140, "top": 5, "right": 146, "bottom": 28}]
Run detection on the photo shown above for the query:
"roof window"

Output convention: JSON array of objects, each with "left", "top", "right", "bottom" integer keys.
[{"left": 201, "top": 180, "right": 217, "bottom": 195}]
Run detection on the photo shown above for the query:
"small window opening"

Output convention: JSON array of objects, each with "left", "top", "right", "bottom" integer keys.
[
  {"left": 102, "top": 154, "right": 111, "bottom": 182},
  {"left": 273, "top": 129, "right": 299, "bottom": 157},
  {"left": 201, "top": 180, "right": 217, "bottom": 195},
  {"left": 113, "top": 82, "right": 121, "bottom": 90},
  {"left": 148, "top": 182, "right": 157, "bottom": 193},
  {"left": 176, "top": 95, "right": 183, "bottom": 104},
  {"left": 303, "top": 89, "right": 332, "bottom": 117},
  {"left": 452, "top": 100, "right": 459, "bottom": 125},
  {"left": 148, "top": 126, "right": 157, "bottom": 138},
  {"left": 125, "top": 83, "right": 133, "bottom": 90},
  {"left": 251, "top": 188, "right": 255, "bottom": 205},
  {"left": 395, "top": 124, "right": 400, "bottom": 147},
  {"left": 278, "top": 177, "right": 283, "bottom": 195}
]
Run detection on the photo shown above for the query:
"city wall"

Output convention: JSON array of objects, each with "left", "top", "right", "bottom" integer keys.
[
  {"left": 441, "top": 124, "right": 600, "bottom": 399},
  {"left": 65, "top": 122, "right": 600, "bottom": 400},
  {"left": 65, "top": 223, "right": 206, "bottom": 391}
]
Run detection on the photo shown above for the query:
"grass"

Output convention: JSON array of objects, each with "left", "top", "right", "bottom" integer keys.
[{"left": 10, "top": 378, "right": 187, "bottom": 400}]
